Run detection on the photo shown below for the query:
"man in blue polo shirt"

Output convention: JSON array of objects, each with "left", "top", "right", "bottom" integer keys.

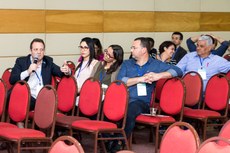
[{"left": 117, "top": 37, "right": 183, "bottom": 141}]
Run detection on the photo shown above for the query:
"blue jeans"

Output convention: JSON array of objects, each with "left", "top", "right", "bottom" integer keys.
[{"left": 124, "top": 101, "right": 149, "bottom": 138}]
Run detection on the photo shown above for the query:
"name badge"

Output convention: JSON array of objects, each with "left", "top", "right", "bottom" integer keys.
[
  {"left": 137, "top": 83, "right": 147, "bottom": 96},
  {"left": 198, "top": 68, "right": 207, "bottom": 80}
]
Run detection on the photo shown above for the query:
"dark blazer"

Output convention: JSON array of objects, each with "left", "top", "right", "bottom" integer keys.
[
  {"left": 10, "top": 54, "right": 64, "bottom": 85},
  {"left": 172, "top": 46, "right": 187, "bottom": 63}
]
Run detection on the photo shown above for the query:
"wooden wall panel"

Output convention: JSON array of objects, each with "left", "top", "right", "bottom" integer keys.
[
  {"left": 200, "top": 12, "right": 230, "bottom": 31},
  {"left": 0, "top": 10, "right": 229, "bottom": 33},
  {"left": 155, "top": 12, "right": 200, "bottom": 32},
  {"left": 103, "top": 11, "right": 155, "bottom": 32},
  {"left": 0, "top": 10, "right": 45, "bottom": 33},
  {"left": 46, "top": 10, "right": 103, "bottom": 33}
]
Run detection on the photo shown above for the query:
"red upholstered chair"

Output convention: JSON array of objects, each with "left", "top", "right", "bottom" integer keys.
[
  {"left": 183, "top": 74, "right": 230, "bottom": 140},
  {"left": 219, "top": 120, "right": 230, "bottom": 140},
  {"left": 155, "top": 78, "right": 167, "bottom": 102},
  {"left": 135, "top": 77, "right": 186, "bottom": 153},
  {"left": 1, "top": 68, "right": 12, "bottom": 90},
  {"left": 51, "top": 75, "right": 58, "bottom": 89},
  {"left": 67, "top": 60, "right": 76, "bottom": 75},
  {"left": 0, "top": 85, "right": 58, "bottom": 152},
  {"left": 49, "top": 136, "right": 84, "bottom": 153},
  {"left": 0, "top": 80, "right": 30, "bottom": 129},
  {"left": 56, "top": 77, "right": 102, "bottom": 134},
  {"left": 196, "top": 137, "right": 230, "bottom": 153},
  {"left": 182, "top": 71, "right": 203, "bottom": 109},
  {"left": 71, "top": 80, "right": 129, "bottom": 153},
  {"left": 0, "top": 79, "right": 7, "bottom": 122},
  {"left": 56, "top": 75, "right": 78, "bottom": 116},
  {"left": 225, "top": 71, "right": 230, "bottom": 115},
  {"left": 159, "top": 122, "right": 200, "bottom": 153}
]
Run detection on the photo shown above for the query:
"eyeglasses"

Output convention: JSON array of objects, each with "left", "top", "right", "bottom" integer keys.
[
  {"left": 78, "top": 46, "right": 89, "bottom": 50},
  {"left": 130, "top": 46, "right": 140, "bottom": 50},
  {"left": 104, "top": 49, "right": 114, "bottom": 59}
]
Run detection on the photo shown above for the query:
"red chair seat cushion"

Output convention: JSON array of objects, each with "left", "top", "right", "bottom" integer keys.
[
  {"left": 56, "top": 115, "right": 89, "bottom": 126},
  {"left": 71, "top": 120, "right": 117, "bottom": 131},
  {"left": 0, "top": 128, "right": 45, "bottom": 139},
  {"left": 0, "top": 122, "right": 18, "bottom": 128},
  {"left": 184, "top": 109, "right": 221, "bottom": 118},
  {"left": 136, "top": 115, "right": 175, "bottom": 124}
]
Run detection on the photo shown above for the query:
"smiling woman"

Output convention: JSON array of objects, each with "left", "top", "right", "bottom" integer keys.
[{"left": 91, "top": 44, "right": 124, "bottom": 86}]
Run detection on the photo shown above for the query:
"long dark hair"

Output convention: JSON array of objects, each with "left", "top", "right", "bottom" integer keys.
[
  {"left": 76, "top": 37, "right": 95, "bottom": 70},
  {"left": 92, "top": 38, "right": 103, "bottom": 58},
  {"left": 105, "top": 45, "right": 124, "bottom": 74}
]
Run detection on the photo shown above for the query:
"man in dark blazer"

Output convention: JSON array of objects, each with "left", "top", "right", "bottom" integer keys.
[
  {"left": 10, "top": 38, "right": 71, "bottom": 110},
  {"left": 171, "top": 32, "right": 187, "bottom": 63}
]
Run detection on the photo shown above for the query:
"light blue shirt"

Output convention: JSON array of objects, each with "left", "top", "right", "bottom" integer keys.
[{"left": 176, "top": 52, "right": 230, "bottom": 91}]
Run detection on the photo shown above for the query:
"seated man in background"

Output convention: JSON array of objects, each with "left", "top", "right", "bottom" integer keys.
[
  {"left": 171, "top": 32, "right": 187, "bottom": 63},
  {"left": 10, "top": 38, "right": 71, "bottom": 111},
  {"left": 116, "top": 37, "right": 182, "bottom": 151},
  {"left": 177, "top": 35, "right": 230, "bottom": 92},
  {"left": 186, "top": 34, "right": 229, "bottom": 56}
]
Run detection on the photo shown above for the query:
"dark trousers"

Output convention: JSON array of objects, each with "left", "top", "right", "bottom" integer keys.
[{"left": 124, "top": 101, "right": 149, "bottom": 138}]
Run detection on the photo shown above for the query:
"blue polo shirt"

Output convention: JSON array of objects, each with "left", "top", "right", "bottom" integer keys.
[{"left": 117, "top": 58, "right": 183, "bottom": 104}]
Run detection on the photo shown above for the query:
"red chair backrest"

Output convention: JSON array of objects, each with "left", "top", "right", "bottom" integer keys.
[
  {"left": 34, "top": 85, "right": 57, "bottom": 135},
  {"left": 0, "top": 79, "right": 7, "bottom": 121},
  {"left": 78, "top": 78, "right": 102, "bottom": 117},
  {"left": 160, "top": 122, "right": 200, "bottom": 153},
  {"left": 51, "top": 75, "right": 57, "bottom": 89},
  {"left": 1, "top": 68, "right": 12, "bottom": 90},
  {"left": 8, "top": 81, "right": 30, "bottom": 126},
  {"left": 57, "top": 76, "right": 77, "bottom": 114},
  {"left": 103, "top": 81, "right": 128, "bottom": 122},
  {"left": 155, "top": 78, "right": 168, "bottom": 101},
  {"left": 160, "top": 77, "right": 185, "bottom": 116},
  {"left": 182, "top": 71, "right": 203, "bottom": 107},
  {"left": 49, "top": 136, "right": 84, "bottom": 153},
  {"left": 197, "top": 137, "right": 230, "bottom": 153},
  {"left": 204, "top": 74, "right": 230, "bottom": 111}
]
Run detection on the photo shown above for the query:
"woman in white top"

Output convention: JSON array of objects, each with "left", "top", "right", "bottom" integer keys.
[{"left": 75, "top": 37, "right": 98, "bottom": 91}]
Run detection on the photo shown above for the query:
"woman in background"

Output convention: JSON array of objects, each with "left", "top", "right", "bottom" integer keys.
[
  {"left": 93, "top": 38, "right": 104, "bottom": 61},
  {"left": 150, "top": 41, "right": 177, "bottom": 65}
]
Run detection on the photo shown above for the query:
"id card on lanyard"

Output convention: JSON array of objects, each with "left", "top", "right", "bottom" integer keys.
[
  {"left": 136, "top": 64, "right": 148, "bottom": 96},
  {"left": 198, "top": 57, "right": 208, "bottom": 80}
]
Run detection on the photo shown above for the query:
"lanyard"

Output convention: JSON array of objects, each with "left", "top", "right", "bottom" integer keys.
[
  {"left": 99, "top": 70, "right": 106, "bottom": 82},
  {"left": 76, "top": 62, "right": 88, "bottom": 78},
  {"left": 199, "top": 57, "right": 209, "bottom": 69},
  {"left": 34, "top": 71, "right": 42, "bottom": 86}
]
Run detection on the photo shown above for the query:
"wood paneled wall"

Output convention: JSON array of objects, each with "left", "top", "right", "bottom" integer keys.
[{"left": 0, "top": 10, "right": 230, "bottom": 33}]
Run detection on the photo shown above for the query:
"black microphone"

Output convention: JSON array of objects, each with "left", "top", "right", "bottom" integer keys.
[
  {"left": 32, "top": 54, "right": 38, "bottom": 72},
  {"left": 33, "top": 54, "right": 38, "bottom": 64}
]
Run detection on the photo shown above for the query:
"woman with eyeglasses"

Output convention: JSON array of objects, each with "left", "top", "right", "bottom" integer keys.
[
  {"left": 91, "top": 44, "right": 124, "bottom": 88},
  {"left": 75, "top": 37, "right": 98, "bottom": 91}
]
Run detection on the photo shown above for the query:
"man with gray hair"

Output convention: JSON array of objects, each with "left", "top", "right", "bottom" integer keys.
[{"left": 177, "top": 35, "right": 230, "bottom": 91}]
